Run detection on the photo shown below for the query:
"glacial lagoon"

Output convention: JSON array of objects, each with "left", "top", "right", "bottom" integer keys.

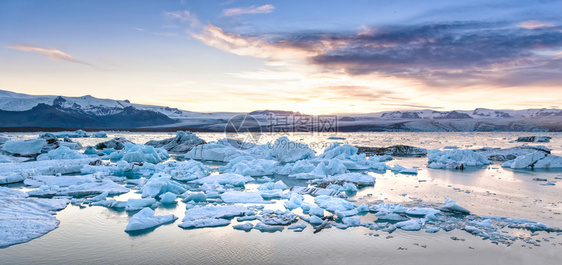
[{"left": 1, "top": 131, "right": 562, "bottom": 264}]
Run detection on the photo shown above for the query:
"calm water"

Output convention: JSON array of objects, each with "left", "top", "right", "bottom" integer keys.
[{"left": 1, "top": 132, "right": 562, "bottom": 264}]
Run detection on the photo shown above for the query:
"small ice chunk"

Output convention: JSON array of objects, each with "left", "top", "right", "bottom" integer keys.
[
  {"left": 159, "top": 192, "right": 177, "bottom": 204},
  {"left": 233, "top": 222, "right": 254, "bottom": 232},
  {"left": 124, "top": 207, "right": 177, "bottom": 232},
  {"left": 254, "top": 222, "right": 284, "bottom": 233},
  {"left": 440, "top": 198, "right": 470, "bottom": 214},
  {"left": 2, "top": 139, "right": 45, "bottom": 156},
  {"left": 125, "top": 198, "right": 156, "bottom": 211}
]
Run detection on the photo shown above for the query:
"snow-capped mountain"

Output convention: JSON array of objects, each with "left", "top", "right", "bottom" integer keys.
[{"left": 1, "top": 89, "right": 561, "bottom": 131}]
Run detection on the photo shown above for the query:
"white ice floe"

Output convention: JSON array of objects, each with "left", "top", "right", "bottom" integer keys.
[
  {"left": 145, "top": 131, "right": 205, "bottom": 153},
  {"left": 428, "top": 149, "right": 491, "bottom": 169},
  {"left": 0, "top": 158, "right": 99, "bottom": 184},
  {"left": 140, "top": 173, "right": 187, "bottom": 198},
  {"left": 111, "top": 143, "right": 169, "bottom": 164},
  {"left": 37, "top": 146, "right": 88, "bottom": 161},
  {"left": 290, "top": 186, "right": 345, "bottom": 197},
  {"left": 502, "top": 151, "right": 562, "bottom": 169},
  {"left": 259, "top": 210, "right": 298, "bottom": 225},
  {"left": 24, "top": 175, "right": 95, "bottom": 187},
  {"left": 0, "top": 154, "right": 29, "bottom": 163},
  {"left": 0, "top": 187, "right": 68, "bottom": 248},
  {"left": 288, "top": 160, "right": 348, "bottom": 179},
  {"left": 233, "top": 222, "right": 254, "bottom": 232},
  {"left": 178, "top": 205, "right": 253, "bottom": 229},
  {"left": 124, "top": 207, "right": 177, "bottom": 232},
  {"left": 326, "top": 172, "right": 375, "bottom": 186},
  {"left": 266, "top": 136, "right": 315, "bottom": 163},
  {"left": 220, "top": 191, "right": 267, "bottom": 203},
  {"left": 475, "top": 145, "right": 551, "bottom": 161},
  {"left": 183, "top": 192, "right": 207, "bottom": 202},
  {"left": 254, "top": 222, "right": 284, "bottom": 233},
  {"left": 51, "top": 130, "right": 89, "bottom": 138},
  {"left": 191, "top": 173, "right": 254, "bottom": 187},
  {"left": 258, "top": 180, "right": 288, "bottom": 191},
  {"left": 95, "top": 137, "right": 132, "bottom": 150},
  {"left": 125, "top": 198, "right": 157, "bottom": 211},
  {"left": 28, "top": 179, "right": 129, "bottom": 197},
  {"left": 288, "top": 222, "right": 307, "bottom": 231},
  {"left": 277, "top": 160, "right": 316, "bottom": 175},
  {"left": 183, "top": 140, "right": 248, "bottom": 162},
  {"left": 220, "top": 156, "right": 278, "bottom": 176},
  {"left": 394, "top": 219, "right": 425, "bottom": 231},
  {"left": 440, "top": 198, "right": 470, "bottom": 214},
  {"left": 159, "top": 192, "right": 178, "bottom": 204},
  {"left": 315, "top": 195, "right": 357, "bottom": 212},
  {"left": 2, "top": 139, "right": 45, "bottom": 156}
]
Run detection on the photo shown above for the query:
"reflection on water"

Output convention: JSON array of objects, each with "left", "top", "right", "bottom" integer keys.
[{"left": 1, "top": 132, "right": 562, "bottom": 264}]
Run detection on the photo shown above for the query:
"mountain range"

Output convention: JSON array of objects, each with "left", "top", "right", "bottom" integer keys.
[{"left": 1, "top": 89, "right": 561, "bottom": 132}]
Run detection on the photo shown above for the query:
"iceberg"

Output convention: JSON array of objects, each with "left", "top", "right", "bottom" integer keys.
[
  {"left": 116, "top": 143, "right": 169, "bottom": 164},
  {"left": 258, "top": 210, "right": 298, "bottom": 225},
  {"left": 233, "top": 222, "right": 254, "bottom": 232},
  {"left": 221, "top": 156, "right": 279, "bottom": 176},
  {"left": 24, "top": 175, "right": 95, "bottom": 187},
  {"left": 145, "top": 131, "right": 205, "bottom": 153},
  {"left": 258, "top": 180, "right": 288, "bottom": 191},
  {"left": 2, "top": 139, "right": 45, "bottom": 156},
  {"left": 315, "top": 195, "right": 357, "bottom": 212},
  {"left": 125, "top": 198, "right": 157, "bottom": 211},
  {"left": 395, "top": 219, "right": 425, "bottom": 231},
  {"left": 254, "top": 222, "right": 284, "bottom": 233},
  {"left": 37, "top": 146, "right": 88, "bottom": 161},
  {"left": 475, "top": 145, "right": 551, "bottom": 161},
  {"left": 178, "top": 205, "right": 253, "bottom": 229},
  {"left": 327, "top": 172, "right": 375, "bottom": 186},
  {"left": 428, "top": 149, "right": 490, "bottom": 169},
  {"left": 0, "top": 187, "right": 68, "bottom": 248},
  {"left": 28, "top": 180, "right": 129, "bottom": 197},
  {"left": 95, "top": 137, "right": 132, "bottom": 150},
  {"left": 124, "top": 207, "right": 177, "bottom": 232},
  {"left": 267, "top": 136, "right": 315, "bottom": 163},
  {"left": 440, "top": 198, "right": 470, "bottom": 214},
  {"left": 191, "top": 173, "right": 254, "bottom": 187},
  {"left": 183, "top": 141, "right": 248, "bottom": 162},
  {"left": 356, "top": 145, "right": 427, "bottom": 157},
  {"left": 502, "top": 151, "right": 562, "bottom": 169},
  {"left": 220, "top": 191, "right": 268, "bottom": 203},
  {"left": 0, "top": 158, "right": 99, "bottom": 184}
]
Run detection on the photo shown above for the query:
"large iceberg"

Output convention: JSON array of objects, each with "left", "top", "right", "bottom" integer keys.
[
  {"left": 428, "top": 149, "right": 491, "bottom": 169},
  {"left": 474, "top": 145, "right": 551, "bottom": 161},
  {"left": 2, "top": 139, "right": 45, "bottom": 156},
  {"left": 0, "top": 187, "right": 68, "bottom": 248},
  {"left": 502, "top": 151, "right": 562, "bottom": 169},
  {"left": 145, "top": 131, "right": 205, "bottom": 153}
]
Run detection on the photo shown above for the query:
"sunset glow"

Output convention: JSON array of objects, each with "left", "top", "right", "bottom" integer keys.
[{"left": 1, "top": 0, "right": 561, "bottom": 113}]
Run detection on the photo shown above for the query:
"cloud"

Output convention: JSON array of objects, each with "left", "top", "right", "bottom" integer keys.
[
  {"left": 5, "top": 44, "right": 94, "bottom": 66},
  {"left": 191, "top": 21, "right": 562, "bottom": 89},
  {"left": 222, "top": 4, "right": 275, "bottom": 16},
  {"left": 518, "top": 20, "right": 555, "bottom": 29},
  {"left": 163, "top": 10, "right": 201, "bottom": 28}
]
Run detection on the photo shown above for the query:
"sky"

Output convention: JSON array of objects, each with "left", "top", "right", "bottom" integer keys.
[{"left": 1, "top": 0, "right": 561, "bottom": 114}]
